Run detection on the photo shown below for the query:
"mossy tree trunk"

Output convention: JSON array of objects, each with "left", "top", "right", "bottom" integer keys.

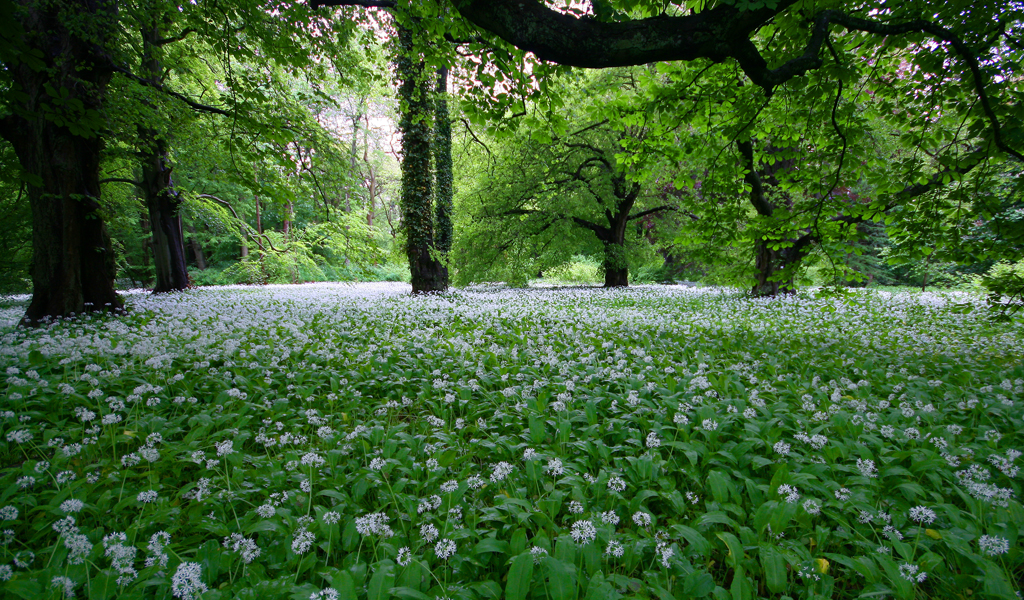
[{"left": 397, "top": 24, "right": 446, "bottom": 293}]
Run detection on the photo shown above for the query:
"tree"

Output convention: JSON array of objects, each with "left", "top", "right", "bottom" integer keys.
[
  {"left": 457, "top": 70, "right": 670, "bottom": 287},
  {"left": 396, "top": 23, "right": 447, "bottom": 292},
  {"left": 0, "top": 0, "right": 124, "bottom": 325}
]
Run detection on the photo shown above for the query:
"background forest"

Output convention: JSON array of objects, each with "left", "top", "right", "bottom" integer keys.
[{"left": 0, "top": 0, "right": 1022, "bottom": 301}]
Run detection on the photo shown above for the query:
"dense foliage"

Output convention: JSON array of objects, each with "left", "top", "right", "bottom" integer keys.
[{"left": 0, "top": 284, "right": 1021, "bottom": 599}]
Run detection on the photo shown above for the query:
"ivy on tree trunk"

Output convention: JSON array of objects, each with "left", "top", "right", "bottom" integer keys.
[
  {"left": 397, "top": 24, "right": 446, "bottom": 294},
  {"left": 433, "top": 66, "right": 453, "bottom": 285}
]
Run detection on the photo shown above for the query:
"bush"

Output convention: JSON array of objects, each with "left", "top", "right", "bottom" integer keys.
[
  {"left": 544, "top": 255, "right": 603, "bottom": 284},
  {"left": 981, "top": 259, "right": 1024, "bottom": 314}
]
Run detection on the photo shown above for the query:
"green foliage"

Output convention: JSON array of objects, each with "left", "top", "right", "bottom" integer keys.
[
  {"left": 980, "top": 260, "right": 1024, "bottom": 315},
  {"left": 0, "top": 285, "right": 1022, "bottom": 599},
  {"left": 543, "top": 255, "right": 604, "bottom": 285}
]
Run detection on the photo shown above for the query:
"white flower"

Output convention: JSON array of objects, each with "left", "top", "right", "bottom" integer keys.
[
  {"left": 490, "top": 462, "right": 514, "bottom": 483},
  {"left": 215, "top": 440, "right": 234, "bottom": 457},
  {"left": 435, "top": 538, "right": 457, "bottom": 560},
  {"left": 898, "top": 562, "right": 926, "bottom": 583},
  {"left": 171, "top": 562, "right": 208, "bottom": 600},
  {"left": 701, "top": 419, "right": 718, "bottom": 431},
  {"left": 568, "top": 501, "right": 583, "bottom": 514},
  {"left": 834, "top": 487, "right": 851, "bottom": 501},
  {"left": 311, "top": 589, "right": 340, "bottom": 600},
  {"left": 51, "top": 575, "right": 77, "bottom": 598},
  {"left": 601, "top": 511, "right": 620, "bottom": 525},
  {"left": 421, "top": 523, "right": 439, "bottom": 542},
  {"left": 529, "top": 546, "right": 548, "bottom": 564},
  {"left": 291, "top": 528, "right": 315, "bottom": 554},
  {"left": 802, "top": 499, "right": 821, "bottom": 515},
  {"left": 60, "top": 499, "right": 84, "bottom": 514},
  {"left": 632, "top": 511, "right": 652, "bottom": 527},
  {"left": 396, "top": 547, "right": 412, "bottom": 566},
  {"left": 323, "top": 511, "right": 341, "bottom": 525},
  {"left": 978, "top": 535, "right": 1009, "bottom": 556},
  {"left": 645, "top": 432, "right": 661, "bottom": 448},
  {"left": 855, "top": 458, "right": 878, "bottom": 478},
  {"left": 368, "top": 457, "right": 386, "bottom": 471},
  {"left": 546, "top": 458, "right": 564, "bottom": 476},
  {"left": 605, "top": 540, "right": 624, "bottom": 557},
  {"left": 137, "top": 490, "right": 158, "bottom": 504},
  {"left": 908, "top": 506, "right": 936, "bottom": 524},
  {"left": 0, "top": 506, "right": 18, "bottom": 520},
  {"left": 570, "top": 520, "right": 597, "bottom": 545},
  {"left": 256, "top": 504, "right": 276, "bottom": 518},
  {"left": 440, "top": 480, "right": 459, "bottom": 493},
  {"left": 777, "top": 484, "right": 799, "bottom": 504},
  {"left": 607, "top": 477, "right": 626, "bottom": 493},
  {"left": 773, "top": 441, "right": 790, "bottom": 455}
]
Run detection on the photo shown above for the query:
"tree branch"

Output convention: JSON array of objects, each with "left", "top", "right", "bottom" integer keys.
[
  {"left": 154, "top": 28, "right": 195, "bottom": 46},
  {"left": 113, "top": 66, "right": 232, "bottom": 116},
  {"left": 309, "top": 0, "right": 395, "bottom": 8},
  {"left": 99, "top": 177, "right": 140, "bottom": 186},
  {"left": 627, "top": 205, "right": 676, "bottom": 221}
]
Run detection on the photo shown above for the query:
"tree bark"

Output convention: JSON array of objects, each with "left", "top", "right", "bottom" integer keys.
[
  {"left": 185, "top": 224, "right": 208, "bottom": 270},
  {"left": 433, "top": 66, "right": 453, "bottom": 286},
  {"left": 138, "top": 18, "right": 189, "bottom": 293},
  {"left": 397, "top": 24, "right": 446, "bottom": 293},
  {"left": 2, "top": 0, "right": 123, "bottom": 326}
]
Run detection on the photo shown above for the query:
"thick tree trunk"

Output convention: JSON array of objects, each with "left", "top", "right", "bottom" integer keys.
[
  {"left": 751, "top": 239, "right": 810, "bottom": 296},
  {"left": 2, "top": 0, "right": 123, "bottom": 326},
  {"left": 397, "top": 24, "right": 446, "bottom": 293},
  {"left": 603, "top": 240, "right": 629, "bottom": 287}
]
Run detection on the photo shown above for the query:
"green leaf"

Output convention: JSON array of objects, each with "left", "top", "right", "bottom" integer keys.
[
  {"left": 506, "top": 553, "right": 534, "bottom": 600},
  {"left": 759, "top": 547, "right": 787, "bottom": 593},
  {"left": 367, "top": 563, "right": 395, "bottom": 600}
]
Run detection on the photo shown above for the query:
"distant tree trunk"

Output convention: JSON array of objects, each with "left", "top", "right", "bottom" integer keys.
[
  {"left": 0, "top": 0, "right": 123, "bottom": 326},
  {"left": 139, "top": 20, "right": 189, "bottom": 293},
  {"left": 255, "top": 195, "right": 262, "bottom": 235},
  {"left": 602, "top": 239, "right": 629, "bottom": 287},
  {"left": 186, "top": 224, "right": 208, "bottom": 270},
  {"left": 601, "top": 182, "right": 637, "bottom": 288},
  {"left": 433, "top": 66, "right": 452, "bottom": 287},
  {"left": 397, "top": 24, "right": 446, "bottom": 293}
]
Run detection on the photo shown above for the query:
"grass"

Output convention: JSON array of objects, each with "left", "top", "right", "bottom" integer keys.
[{"left": 0, "top": 282, "right": 1021, "bottom": 600}]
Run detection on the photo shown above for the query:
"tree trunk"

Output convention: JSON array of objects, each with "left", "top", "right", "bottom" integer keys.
[
  {"left": 397, "top": 24, "right": 446, "bottom": 293},
  {"left": 140, "top": 136, "right": 189, "bottom": 292},
  {"left": 139, "top": 20, "right": 189, "bottom": 293},
  {"left": 751, "top": 239, "right": 810, "bottom": 296},
  {"left": 433, "top": 66, "right": 453, "bottom": 288},
  {"left": 1, "top": 0, "right": 123, "bottom": 326},
  {"left": 186, "top": 224, "right": 208, "bottom": 270},
  {"left": 602, "top": 240, "right": 629, "bottom": 287}
]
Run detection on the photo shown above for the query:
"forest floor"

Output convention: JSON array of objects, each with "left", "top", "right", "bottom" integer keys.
[{"left": 0, "top": 283, "right": 1021, "bottom": 600}]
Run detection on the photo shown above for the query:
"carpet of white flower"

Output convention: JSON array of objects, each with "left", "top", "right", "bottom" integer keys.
[{"left": 0, "top": 283, "right": 1021, "bottom": 600}]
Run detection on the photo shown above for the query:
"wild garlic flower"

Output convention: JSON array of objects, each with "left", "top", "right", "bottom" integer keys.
[
  {"left": 632, "top": 512, "right": 652, "bottom": 527},
  {"left": 570, "top": 520, "right": 597, "bottom": 545},
  {"left": 171, "top": 562, "right": 208, "bottom": 600},
  {"left": 908, "top": 506, "right": 936, "bottom": 524},
  {"left": 605, "top": 539, "right": 624, "bottom": 557},
  {"left": 435, "top": 538, "right": 457, "bottom": 560},
  {"left": 490, "top": 462, "right": 514, "bottom": 483},
  {"left": 897, "top": 562, "right": 926, "bottom": 583},
  {"left": 396, "top": 547, "right": 412, "bottom": 566},
  {"left": 777, "top": 484, "right": 800, "bottom": 504},
  {"left": 978, "top": 535, "right": 1009, "bottom": 556}
]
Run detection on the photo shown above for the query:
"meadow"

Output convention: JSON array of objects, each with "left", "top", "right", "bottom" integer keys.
[{"left": 0, "top": 283, "right": 1021, "bottom": 600}]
